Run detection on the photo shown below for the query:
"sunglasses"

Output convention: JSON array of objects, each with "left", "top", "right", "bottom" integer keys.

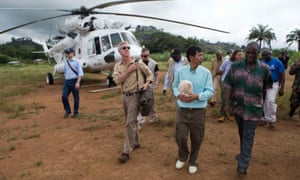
[
  {"left": 121, "top": 46, "right": 130, "bottom": 50},
  {"left": 142, "top": 55, "right": 149, "bottom": 58}
]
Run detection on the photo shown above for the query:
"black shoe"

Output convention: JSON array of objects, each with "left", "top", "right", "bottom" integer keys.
[
  {"left": 64, "top": 112, "right": 70, "bottom": 118},
  {"left": 133, "top": 144, "right": 140, "bottom": 151},
  {"left": 269, "top": 122, "right": 276, "bottom": 129},
  {"left": 118, "top": 153, "right": 129, "bottom": 163},
  {"left": 72, "top": 114, "right": 78, "bottom": 118},
  {"left": 209, "top": 102, "right": 216, "bottom": 106},
  {"left": 289, "top": 110, "right": 295, "bottom": 117},
  {"left": 237, "top": 168, "right": 247, "bottom": 175}
]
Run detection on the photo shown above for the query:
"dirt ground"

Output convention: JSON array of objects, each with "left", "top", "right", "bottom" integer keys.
[{"left": 0, "top": 73, "right": 299, "bottom": 180}]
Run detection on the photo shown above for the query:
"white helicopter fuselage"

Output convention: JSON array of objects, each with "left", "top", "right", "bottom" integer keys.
[{"left": 48, "top": 25, "right": 142, "bottom": 76}]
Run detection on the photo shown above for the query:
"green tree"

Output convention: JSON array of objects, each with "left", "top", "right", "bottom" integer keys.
[
  {"left": 247, "top": 24, "right": 276, "bottom": 50},
  {"left": 286, "top": 28, "right": 300, "bottom": 52}
]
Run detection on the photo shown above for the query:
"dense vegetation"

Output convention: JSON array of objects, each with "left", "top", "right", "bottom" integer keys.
[
  {"left": 0, "top": 37, "right": 46, "bottom": 64},
  {"left": 0, "top": 25, "right": 299, "bottom": 65},
  {"left": 134, "top": 25, "right": 239, "bottom": 54}
]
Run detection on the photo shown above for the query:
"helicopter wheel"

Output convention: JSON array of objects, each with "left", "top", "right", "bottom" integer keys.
[{"left": 46, "top": 72, "right": 54, "bottom": 85}]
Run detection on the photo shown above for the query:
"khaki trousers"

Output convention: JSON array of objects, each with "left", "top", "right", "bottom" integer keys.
[
  {"left": 210, "top": 75, "right": 221, "bottom": 103},
  {"left": 122, "top": 95, "right": 140, "bottom": 154}
]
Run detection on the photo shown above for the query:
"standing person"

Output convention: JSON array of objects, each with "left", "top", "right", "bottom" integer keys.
[
  {"left": 209, "top": 50, "right": 223, "bottom": 106},
  {"left": 223, "top": 41, "right": 273, "bottom": 175},
  {"left": 62, "top": 48, "right": 84, "bottom": 118},
  {"left": 172, "top": 46, "right": 213, "bottom": 174},
  {"left": 260, "top": 49, "right": 285, "bottom": 128},
  {"left": 288, "top": 59, "right": 300, "bottom": 118},
  {"left": 162, "top": 48, "right": 188, "bottom": 95},
  {"left": 137, "top": 48, "right": 161, "bottom": 129},
  {"left": 278, "top": 50, "right": 290, "bottom": 70},
  {"left": 112, "top": 41, "right": 153, "bottom": 164},
  {"left": 218, "top": 49, "right": 243, "bottom": 122},
  {"left": 224, "top": 49, "right": 233, "bottom": 61}
]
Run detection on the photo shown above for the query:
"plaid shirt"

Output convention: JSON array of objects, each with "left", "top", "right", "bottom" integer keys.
[{"left": 223, "top": 59, "right": 273, "bottom": 121}]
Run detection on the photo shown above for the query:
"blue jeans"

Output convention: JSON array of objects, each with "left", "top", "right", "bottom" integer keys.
[
  {"left": 235, "top": 117, "right": 258, "bottom": 170},
  {"left": 62, "top": 79, "right": 80, "bottom": 115}
]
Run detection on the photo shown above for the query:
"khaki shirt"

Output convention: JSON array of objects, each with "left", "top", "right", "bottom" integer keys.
[
  {"left": 113, "top": 59, "right": 153, "bottom": 93},
  {"left": 210, "top": 57, "right": 224, "bottom": 77}
]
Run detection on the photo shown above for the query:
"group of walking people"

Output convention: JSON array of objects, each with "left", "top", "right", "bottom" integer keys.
[{"left": 60, "top": 40, "right": 299, "bottom": 176}]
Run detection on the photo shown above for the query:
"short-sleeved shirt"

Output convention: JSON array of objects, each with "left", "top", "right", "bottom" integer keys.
[
  {"left": 113, "top": 59, "right": 153, "bottom": 93},
  {"left": 223, "top": 59, "right": 273, "bottom": 121},
  {"left": 261, "top": 57, "right": 285, "bottom": 82},
  {"left": 64, "top": 59, "right": 84, "bottom": 80}
]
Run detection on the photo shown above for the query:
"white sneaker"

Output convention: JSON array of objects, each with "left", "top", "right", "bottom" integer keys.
[
  {"left": 188, "top": 166, "right": 197, "bottom": 174},
  {"left": 175, "top": 160, "right": 185, "bottom": 169}
]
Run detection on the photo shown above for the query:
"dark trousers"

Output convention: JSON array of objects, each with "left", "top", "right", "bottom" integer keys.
[
  {"left": 235, "top": 116, "right": 258, "bottom": 170},
  {"left": 175, "top": 108, "right": 205, "bottom": 166},
  {"left": 62, "top": 79, "right": 79, "bottom": 115}
]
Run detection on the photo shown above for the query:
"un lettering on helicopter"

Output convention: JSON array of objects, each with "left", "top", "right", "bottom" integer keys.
[{"left": 0, "top": 0, "right": 229, "bottom": 86}]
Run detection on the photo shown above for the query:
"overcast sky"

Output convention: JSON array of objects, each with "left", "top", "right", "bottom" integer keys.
[{"left": 0, "top": 0, "right": 299, "bottom": 50}]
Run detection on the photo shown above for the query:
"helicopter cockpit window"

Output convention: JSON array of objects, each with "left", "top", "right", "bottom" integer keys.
[
  {"left": 110, "top": 33, "right": 122, "bottom": 47},
  {"left": 101, "top": 35, "right": 111, "bottom": 52},
  {"left": 121, "top": 32, "right": 140, "bottom": 46}
]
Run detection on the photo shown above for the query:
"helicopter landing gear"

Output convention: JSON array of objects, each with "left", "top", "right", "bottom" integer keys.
[
  {"left": 46, "top": 72, "right": 54, "bottom": 85},
  {"left": 106, "top": 71, "right": 116, "bottom": 87}
]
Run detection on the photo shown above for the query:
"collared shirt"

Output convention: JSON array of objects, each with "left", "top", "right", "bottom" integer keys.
[
  {"left": 113, "top": 59, "right": 153, "bottom": 93},
  {"left": 219, "top": 59, "right": 234, "bottom": 82},
  {"left": 172, "top": 64, "right": 214, "bottom": 108},
  {"left": 261, "top": 57, "right": 285, "bottom": 82},
  {"left": 211, "top": 57, "right": 224, "bottom": 77},
  {"left": 223, "top": 59, "right": 273, "bottom": 121},
  {"left": 163, "top": 56, "right": 188, "bottom": 90},
  {"left": 64, "top": 59, "right": 84, "bottom": 80}
]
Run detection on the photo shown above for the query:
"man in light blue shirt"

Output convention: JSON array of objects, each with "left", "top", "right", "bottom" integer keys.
[
  {"left": 172, "top": 46, "right": 213, "bottom": 174},
  {"left": 62, "top": 48, "right": 84, "bottom": 118}
]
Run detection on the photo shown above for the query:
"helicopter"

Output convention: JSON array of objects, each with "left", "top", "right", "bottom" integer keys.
[{"left": 0, "top": 0, "right": 229, "bottom": 86}]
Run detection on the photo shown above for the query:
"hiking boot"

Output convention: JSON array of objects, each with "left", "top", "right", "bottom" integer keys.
[
  {"left": 218, "top": 116, "right": 225, "bottom": 122},
  {"left": 133, "top": 144, "right": 140, "bottom": 151},
  {"left": 118, "top": 153, "right": 129, "bottom": 163}
]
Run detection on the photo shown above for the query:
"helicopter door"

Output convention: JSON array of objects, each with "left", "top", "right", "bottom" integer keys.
[{"left": 94, "top": 37, "right": 101, "bottom": 55}]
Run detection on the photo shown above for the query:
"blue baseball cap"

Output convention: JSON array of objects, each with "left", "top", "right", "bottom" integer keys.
[{"left": 64, "top": 48, "right": 75, "bottom": 54}]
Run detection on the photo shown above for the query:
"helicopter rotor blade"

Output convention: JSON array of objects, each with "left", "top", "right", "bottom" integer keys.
[
  {"left": 89, "top": 0, "right": 166, "bottom": 11},
  {"left": 92, "top": 11, "right": 229, "bottom": 34},
  {"left": 0, "top": 14, "right": 71, "bottom": 34},
  {"left": 0, "top": 8, "right": 71, "bottom": 13}
]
